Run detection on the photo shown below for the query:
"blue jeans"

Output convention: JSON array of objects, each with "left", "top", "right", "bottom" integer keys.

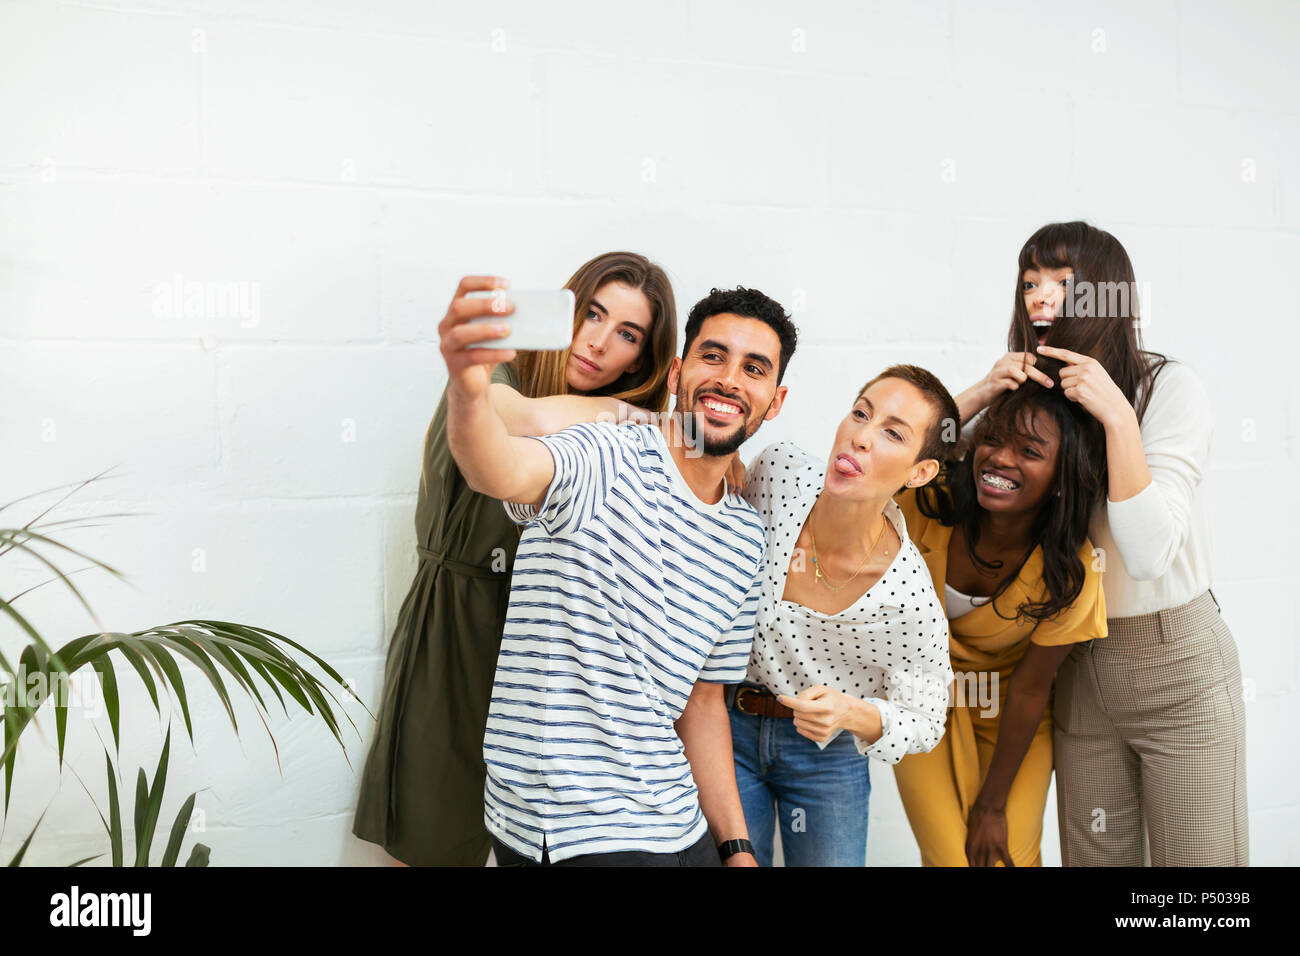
[{"left": 729, "top": 703, "right": 871, "bottom": 866}]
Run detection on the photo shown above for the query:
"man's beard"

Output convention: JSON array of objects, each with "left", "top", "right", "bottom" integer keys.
[{"left": 677, "top": 385, "right": 756, "bottom": 457}]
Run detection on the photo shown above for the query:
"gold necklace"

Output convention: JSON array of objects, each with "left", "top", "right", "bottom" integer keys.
[{"left": 808, "top": 503, "right": 889, "bottom": 591}]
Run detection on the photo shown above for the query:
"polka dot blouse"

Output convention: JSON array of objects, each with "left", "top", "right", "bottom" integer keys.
[{"left": 739, "top": 441, "right": 954, "bottom": 764}]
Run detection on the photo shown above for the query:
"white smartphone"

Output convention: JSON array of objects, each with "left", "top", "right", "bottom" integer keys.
[{"left": 464, "top": 289, "right": 575, "bottom": 351}]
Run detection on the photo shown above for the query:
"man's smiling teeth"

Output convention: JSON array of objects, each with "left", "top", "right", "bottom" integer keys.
[
  {"left": 702, "top": 397, "right": 740, "bottom": 415},
  {"left": 981, "top": 472, "right": 1020, "bottom": 491}
]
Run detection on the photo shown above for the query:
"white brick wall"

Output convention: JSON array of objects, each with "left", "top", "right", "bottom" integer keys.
[{"left": 1, "top": 0, "right": 1295, "bottom": 866}]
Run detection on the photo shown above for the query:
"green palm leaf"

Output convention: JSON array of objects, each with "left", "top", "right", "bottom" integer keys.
[
  {"left": 134, "top": 729, "right": 170, "bottom": 866},
  {"left": 185, "top": 843, "right": 210, "bottom": 867},
  {"left": 1, "top": 474, "right": 366, "bottom": 866},
  {"left": 160, "top": 792, "right": 197, "bottom": 867},
  {"left": 5, "top": 809, "right": 47, "bottom": 867},
  {"left": 105, "top": 750, "right": 123, "bottom": 867}
]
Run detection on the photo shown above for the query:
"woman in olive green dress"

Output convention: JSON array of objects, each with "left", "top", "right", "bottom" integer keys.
[{"left": 353, "top": 252, "right": 680, "bottom": 866}]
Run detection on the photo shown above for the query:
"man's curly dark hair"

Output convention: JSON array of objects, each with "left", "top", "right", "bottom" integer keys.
[{"left": 682, "top": 286, "right": 799, "bottom": 385}]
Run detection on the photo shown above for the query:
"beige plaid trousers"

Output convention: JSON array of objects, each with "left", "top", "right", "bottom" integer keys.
[{"left": 1053, "top": 590, "right": 1249, "bottom": 866}]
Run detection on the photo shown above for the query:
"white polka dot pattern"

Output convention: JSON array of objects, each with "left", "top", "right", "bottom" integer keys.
[{"left": 739, "top": 441, "right": 954, "bottom": 764}]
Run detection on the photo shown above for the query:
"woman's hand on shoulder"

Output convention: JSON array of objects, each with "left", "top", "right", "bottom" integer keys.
[
  {"left": 725, "top": 451, "right": 747, "bottom": 492},
  {"left": 735, "top": 442, "right": 785, "bottom": 496},
  {"left": 614, "top": 401, "right": 658, "bottom": 426}
]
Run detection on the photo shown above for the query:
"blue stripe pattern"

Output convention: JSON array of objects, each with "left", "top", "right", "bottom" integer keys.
[{"left": 485, "top": 422, "right": 765, "bottom": 862}]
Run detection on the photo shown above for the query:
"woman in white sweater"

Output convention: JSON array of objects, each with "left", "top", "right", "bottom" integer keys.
[{"left": 955, "top": 221, "right": 1247, "bottom": 866}]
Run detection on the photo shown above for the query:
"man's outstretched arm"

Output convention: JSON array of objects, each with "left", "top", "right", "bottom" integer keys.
[{"left": 439, "top": 275, "right": 556, "bottom": 508}]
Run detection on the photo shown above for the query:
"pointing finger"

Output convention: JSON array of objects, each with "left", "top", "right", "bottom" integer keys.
[{"left": 1035, "top": 344, "right": 1088, "bottom": 364}]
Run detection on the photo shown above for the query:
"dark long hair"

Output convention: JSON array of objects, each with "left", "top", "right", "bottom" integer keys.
[
  {"left": 1011, "top": 221, "right": 1169, "bottom": 424},
  {"left": 916, "top": 364, "right": 1106, "bottom": 624}
]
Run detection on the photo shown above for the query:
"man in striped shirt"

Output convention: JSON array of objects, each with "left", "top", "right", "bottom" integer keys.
[{"left": 441, "top": 283, "right": 798, "bottom": 866}]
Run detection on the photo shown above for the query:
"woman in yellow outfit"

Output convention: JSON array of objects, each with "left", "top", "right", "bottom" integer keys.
[{"left": 893, "top": 368, "right": 1107, "bottom": 867}]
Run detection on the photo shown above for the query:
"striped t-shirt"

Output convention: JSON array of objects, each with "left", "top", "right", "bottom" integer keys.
[{"left": 484, "top": 421, "right": 766, "bottom": 863}]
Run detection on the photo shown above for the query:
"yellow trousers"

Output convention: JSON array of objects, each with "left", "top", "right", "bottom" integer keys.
[{"left": 892, "top": 692, "right": 1055, "bottom": 867}]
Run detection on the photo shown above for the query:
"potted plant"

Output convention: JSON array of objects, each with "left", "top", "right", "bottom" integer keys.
[{"left": 2, "top": 473, "right": 368, "bottom": 866}]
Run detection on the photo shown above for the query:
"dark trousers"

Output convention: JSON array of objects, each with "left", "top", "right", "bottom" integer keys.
[{"left": 491, "top": 831, "right": 721, "bottom": 867}]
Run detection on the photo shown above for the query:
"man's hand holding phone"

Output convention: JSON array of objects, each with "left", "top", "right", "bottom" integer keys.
[
  {"left": 439, "top": 277, "right": 578, "bottom": 402},
  {"left": 438, "top": 276, "right": 517, "bottom": 402},
  {"left": 440, "top": 275, "right": 562, "bottom": 507}
]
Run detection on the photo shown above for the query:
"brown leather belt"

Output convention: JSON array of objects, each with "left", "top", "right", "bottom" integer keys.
[{"left": 731, "top": 684, "right": 795, "bottom": 719}]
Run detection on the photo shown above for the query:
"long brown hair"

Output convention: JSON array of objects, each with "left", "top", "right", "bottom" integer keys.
[
  {"left": 512, "top": 251, "right": 676, "bottom": 412},
  {"left": 1010, "top": 221, "right": 1169, "bottom": 424}
]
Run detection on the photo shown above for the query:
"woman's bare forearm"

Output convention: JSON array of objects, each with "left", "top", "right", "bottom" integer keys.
[
  {"left": 489, "top": 383, "right": 630, "bottom": 437},
  {"left": 974, "top": 682, "right": 1047, "bottom": 810}
]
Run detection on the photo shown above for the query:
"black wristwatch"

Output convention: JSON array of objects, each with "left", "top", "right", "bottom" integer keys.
[{"left": 717, "top": 838, "right": 755, "bottom": 862}]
